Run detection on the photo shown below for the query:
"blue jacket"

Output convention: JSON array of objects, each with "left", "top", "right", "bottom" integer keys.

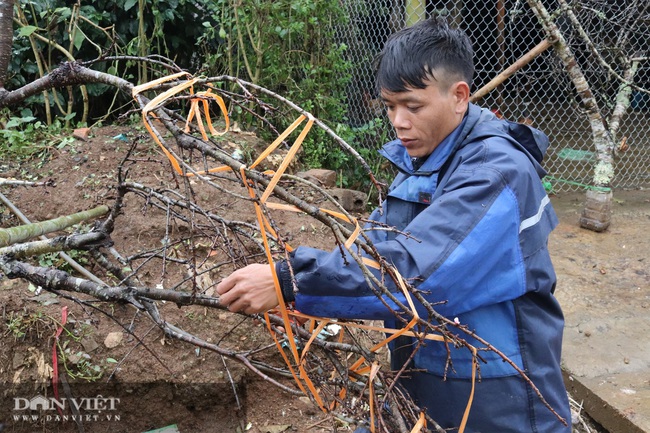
[{"left": 277, "top": 104, "right": 571, "bottom": 432}]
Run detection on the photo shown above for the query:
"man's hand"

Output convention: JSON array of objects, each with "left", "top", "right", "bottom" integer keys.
[{"left": 216, "top": 263, "right": 279, "bottom": 314}]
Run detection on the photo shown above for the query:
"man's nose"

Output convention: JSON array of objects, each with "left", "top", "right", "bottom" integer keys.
[{"left": 391, "top": 108, "right": 410, "bottom": 129}]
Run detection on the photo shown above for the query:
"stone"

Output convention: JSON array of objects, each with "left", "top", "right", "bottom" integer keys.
[
  {"left": 104, "top": 332, "right": 123, "bottom": 348},
  {"left": 258, "top": 149, "right": 300, "bottom": 173},
  {"left": 12, "top": 351, "right": 25, "bottom": 369},
  {"left": 81, "top": 336, "right": 99, "bottom": 353},
  {"left": 329, "top": 188, "right": 367, "bottom": 212},
  {"left": 299, "top": 169, "right": 337, "bottom": 188},
  {"left": 73, "top": 127, "right": 91, "bottom": 141},
  {"left": 262, "top": 426, "right": 291, "bottom": 433}
]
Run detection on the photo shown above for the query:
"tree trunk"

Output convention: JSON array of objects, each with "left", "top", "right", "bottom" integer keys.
[
  {"left": 526, "top": 0, "right": 614, "bottom": 232},
  {"left": 0, "top": 0, "right": 14, "bottom": 89}
]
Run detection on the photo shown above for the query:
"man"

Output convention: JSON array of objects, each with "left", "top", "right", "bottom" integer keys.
[{"left": 217, "top": 17, "right": 571, "bottom": 433}]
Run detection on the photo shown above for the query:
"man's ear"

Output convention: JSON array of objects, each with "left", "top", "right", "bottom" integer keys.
[{"left": 451, "top": 81, "right": 470, "bottom": 112}]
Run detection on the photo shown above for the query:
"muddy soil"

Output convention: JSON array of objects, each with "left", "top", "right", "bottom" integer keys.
[{"left": 1, "top": 124, "right": 646, "bottom": 433}]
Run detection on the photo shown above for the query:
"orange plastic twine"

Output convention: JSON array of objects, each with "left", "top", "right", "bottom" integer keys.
[
  {"left": 132, "top": 72, "right": 232, "bottom": 177},
  {"left": 135, "top": 74, "right": 479, "bottom": 433}
]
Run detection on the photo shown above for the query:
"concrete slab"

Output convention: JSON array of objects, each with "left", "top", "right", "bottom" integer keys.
[{"left": 550, "top": 191, "right": 650, "bottom": 433}]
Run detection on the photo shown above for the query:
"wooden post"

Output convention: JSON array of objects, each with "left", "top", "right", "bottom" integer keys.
[
  {"left": 471, "top": 38, "right": 552, "bottom": 102},
  {"left": 496, "top": 0, "right": 506, "bottom": 106}
]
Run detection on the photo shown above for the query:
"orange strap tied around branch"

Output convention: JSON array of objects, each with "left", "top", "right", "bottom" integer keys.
[
  {"left": 132, "top": 73, "right": 231, "bottom": 177},
  {"left": 368, "top": 361, "right": 381, "bottom": 432},
  {"left": 184, "top": 88, "right": 230, "bottom": 141},
  {"left": 135, "top": 73, "right": 477, "bottom": 433}
]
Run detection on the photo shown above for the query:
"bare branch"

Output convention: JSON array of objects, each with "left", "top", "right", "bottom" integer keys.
[{"left": 0, "top": 205, "right": 109, "bottom": 247}]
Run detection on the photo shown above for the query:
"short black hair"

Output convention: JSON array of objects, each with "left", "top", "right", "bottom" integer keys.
[{"left": 376, "top": 17, "right": 474, "bottom": 93}]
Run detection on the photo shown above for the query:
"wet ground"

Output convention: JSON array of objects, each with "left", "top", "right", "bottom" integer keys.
[{"left": 550, "top": 190, "right": 650, "bottom": 433}]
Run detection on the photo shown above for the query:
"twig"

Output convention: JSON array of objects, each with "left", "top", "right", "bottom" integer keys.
[
  {"left": 304, "top": 416, "right": 330, "bottom": 430},
  {"left": 52, "top": 291, "right": 173, "bottom": 377},
  {"left": 0, "top": 178, "right": 55, "bottom": 187},
  {"left": 221, "top": 355, "right": 242, "bottom": 410},
  {"left": 106, "top": 324, "right": 159, "bottom": 382}
]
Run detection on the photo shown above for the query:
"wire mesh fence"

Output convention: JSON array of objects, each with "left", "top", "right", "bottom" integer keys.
[{"left": 334, "top": 0, "right": 650, "bottom": 192}]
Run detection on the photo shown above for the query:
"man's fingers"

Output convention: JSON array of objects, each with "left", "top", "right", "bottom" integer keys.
[
  {"left": 225, "top": 293, "right": 258, "bottom": 314},
  {"left": 215, "top": 263, "right": 279, "bottom": 314},
  {"left": 216, "top": 273, "right": 236, "bottom": 295},
  {"left": 227, "top": 298, "right": 249, "bottom": 313},
  {"left": 218, "top": 290, "right": 234, "bottom": 308}
]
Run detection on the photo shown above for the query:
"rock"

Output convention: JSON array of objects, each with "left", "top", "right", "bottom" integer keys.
[
  {"left": 330, "top": 188, "right": 367, "bottom": 212},
  {"left": 73, "top": 127, "right": 91, "bottom": 141},
  {"left": 30, "top": 292, "right": 59, "bottom": 306},
  {"left": 296, "top": 396, "right": 317, "bottom": 415},
  {"left": 297, "top": 396, "right": 312, "bottom": 406},
  {"left": 81, "top": 336, "right": 99, "bottom": 353},
  {"left": 258, "top": 149, "right": 300, "bottom": 173},
  {"left": 104, "top": 332, "right": 123, "bottom": 348},
  {"left": 298, "top": 169, "right": 337, "bottom": 188},
  {"left": 12, "top": 351, "right": 26, "bottom": 369}
]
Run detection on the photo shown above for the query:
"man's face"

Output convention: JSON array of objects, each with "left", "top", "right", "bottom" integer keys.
[{"left": 380, "top": 77, "right": 468, "bottom": 158}]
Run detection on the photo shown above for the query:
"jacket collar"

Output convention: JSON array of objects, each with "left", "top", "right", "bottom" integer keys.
[{"left": 379, "top": 104, "right": 490, "bottom": 175}]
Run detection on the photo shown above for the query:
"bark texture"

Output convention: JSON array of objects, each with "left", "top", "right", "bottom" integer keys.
[
  {"left": 0, "top": 205, "right": 109, "bottom": 247},
  {"left": 0, "top": 62, "right": 133, "bottom": 108},
  {"left": 0, "top": 0, "right": 14, "bottom": 89},
  {"left": 527, "top": 0, "right": 615, "bottom": 188}
]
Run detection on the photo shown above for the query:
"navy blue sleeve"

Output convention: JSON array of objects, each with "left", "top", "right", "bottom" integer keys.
[
  {"left": 275, "top": 260, "right": 295, "bottom": 302},
  {"left": 288, "top": 141, "right": 555, "bottom": 321}
]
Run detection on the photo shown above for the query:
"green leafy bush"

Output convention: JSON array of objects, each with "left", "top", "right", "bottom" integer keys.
[
  {"left": 9, "top": 0, "right": 386, "bottom": 186},
  {"left": 0, "top": 108, "right": 75, "bottom": 161}
]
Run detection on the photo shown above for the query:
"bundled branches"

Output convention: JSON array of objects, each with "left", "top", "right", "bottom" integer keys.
[{"left": 0, "top": 63, "right": 567, "bottom": 432}]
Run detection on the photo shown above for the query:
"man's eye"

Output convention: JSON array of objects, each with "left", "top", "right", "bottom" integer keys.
[{"left": 407, "top": 106, "right": 421, "bottom": 112}]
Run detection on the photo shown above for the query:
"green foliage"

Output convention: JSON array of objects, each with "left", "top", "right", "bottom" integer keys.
[
  {"left": 199, "top": 0, "right": 374, "bottom": 183},
  {"left": 5, "top": 311, "right": 29, "bottom": 340},
  {"left": 60, "top": 344, "right": 105, "bottom": 381},
  {"left": 310, "top": 117, "right": 393, "bottom": 190},
  {"left": 2, "top": 309, "right": 107, "bottom": 381},
  {"left": 28, "top": 231, "right": 93, "bottom": 280},
  {"left": 9, "top": 0, "right": 386, "bottom": 185},
  {"left": 11, "top": 0, "right": 216, "bottom": 76},
  {"left": 9, "top": 0, "right": 220, "bottom": 121},
  {"left": 56, "top": 324, "right": 115, "bottom": 381},
  {"left": 3, "top": 310, "right": 50, "bottom": 341},
  {"left": 0, "top": 109, "right": 75, "bottom": 161}
]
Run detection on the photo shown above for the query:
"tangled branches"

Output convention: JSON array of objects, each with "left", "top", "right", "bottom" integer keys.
[{"left": 0, "top": 64, "right": 565, "bottom": 432}]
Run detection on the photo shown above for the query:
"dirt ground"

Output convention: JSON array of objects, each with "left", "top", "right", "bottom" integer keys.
[{"left": 1, "top": 124, "right": 647, "bottom": 432}]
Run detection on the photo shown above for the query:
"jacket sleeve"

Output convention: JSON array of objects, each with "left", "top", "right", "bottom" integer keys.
[{"left": 284, "top": 142, "right": 554, "bottom": 321}]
